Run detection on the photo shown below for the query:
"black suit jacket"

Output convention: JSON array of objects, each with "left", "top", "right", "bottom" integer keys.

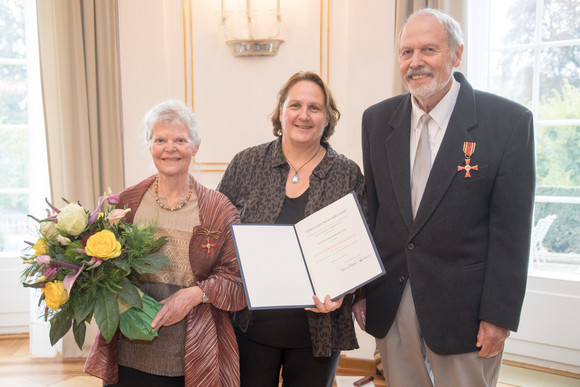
[{"left": 361, "top": 72, "right": 535, "bottom": 355}]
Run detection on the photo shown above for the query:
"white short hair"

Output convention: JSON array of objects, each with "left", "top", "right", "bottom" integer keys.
[{"left": 142, "top": 100, "right": 201, "bottom": 148}]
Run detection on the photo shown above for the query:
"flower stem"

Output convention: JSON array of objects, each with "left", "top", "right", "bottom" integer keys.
[{"left": 51, "top": 259, "right": 81, "bottom": 271}]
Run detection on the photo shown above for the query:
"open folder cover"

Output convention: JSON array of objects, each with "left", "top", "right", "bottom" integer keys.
[{"left": 230, "top": 192, "right": 385, "bottom": 310}]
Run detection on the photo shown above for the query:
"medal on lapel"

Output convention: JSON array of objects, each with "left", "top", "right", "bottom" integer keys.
[
  {"left": 198, "top": 227, "right": 221, "bottom": 255},
  {"left": 457, "top": 142, "right": 479, "bottom": 178}
]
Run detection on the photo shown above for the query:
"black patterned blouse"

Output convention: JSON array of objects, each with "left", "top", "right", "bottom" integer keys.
[{"left": 217, "top": 137, "right": 367, "bottom": 357}]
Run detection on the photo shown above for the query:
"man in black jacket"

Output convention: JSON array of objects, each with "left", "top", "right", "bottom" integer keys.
[{"left": 355, "top": 8, "right": 535, "bottom": 387}]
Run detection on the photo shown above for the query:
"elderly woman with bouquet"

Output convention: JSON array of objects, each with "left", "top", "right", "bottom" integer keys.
[{"left": 84, "top": 100, "right": 246, "bottom": 386}]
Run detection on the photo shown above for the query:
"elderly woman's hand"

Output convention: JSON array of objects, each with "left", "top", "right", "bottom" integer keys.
[
  {"left": 305, "top": 294, "right": 344, "bottom": 313},
  {"left": 151, "top": 286, "right": 204, "bottom": 332}
]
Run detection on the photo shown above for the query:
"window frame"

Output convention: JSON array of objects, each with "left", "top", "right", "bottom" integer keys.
[
  {"left": 467, "top": 0, "right": 580, "bottom": 282},
  {"left": 467, "top": 0, "right": 580, "bottom": 373}
]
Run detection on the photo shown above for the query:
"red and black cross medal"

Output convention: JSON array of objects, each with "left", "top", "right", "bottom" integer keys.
[{"left": 457, "top": 142, "right": 478, "bottom": 178}]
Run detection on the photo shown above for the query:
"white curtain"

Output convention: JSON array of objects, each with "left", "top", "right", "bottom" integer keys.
[
  {"left": 36, "top": 0, "right": 124, "bottom": 209},
  {"left": 35, "top": 0, "right": 124, "bottom": 357}
]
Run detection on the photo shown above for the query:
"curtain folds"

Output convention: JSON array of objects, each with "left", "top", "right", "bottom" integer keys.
[
  {"left": 36, "top": 0, "right": 124, "bottom": 210},
  {"left": 392, "top": 0, "right": 467, "bottom": 96},
  {"left": 35, "top": 0, "right": 123, "bottom": 358}
]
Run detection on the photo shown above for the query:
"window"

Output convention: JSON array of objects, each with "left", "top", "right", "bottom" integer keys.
[
  {"left": 468, "top": 0, "right": 580, "bottom": 281},
  {"left": 0, "top": 0, "right": 49, "bottom": 256},
  {"left": 0, "top": 0, "right": 50, "bottom": 334}
]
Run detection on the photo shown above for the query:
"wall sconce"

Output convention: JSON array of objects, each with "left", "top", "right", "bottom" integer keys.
[{"left": 220, "top": 0, "right": 284, "bottom": 57}]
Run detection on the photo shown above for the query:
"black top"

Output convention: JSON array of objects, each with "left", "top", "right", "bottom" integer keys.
[{"left": 244, "top": 189, "right": 311, "bottom": 348}]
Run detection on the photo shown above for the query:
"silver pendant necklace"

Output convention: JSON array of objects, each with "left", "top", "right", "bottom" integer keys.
[{"left": 285, "top": 145, "right": 321, "bottom": 184}]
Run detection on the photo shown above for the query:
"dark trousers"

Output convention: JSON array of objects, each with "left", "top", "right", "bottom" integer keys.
[
  {"left": 105, "top": 365, "right": 184, "bottom": 387},
  {"left": 236, "top": 328, "right": 340, "bottom": 387}
]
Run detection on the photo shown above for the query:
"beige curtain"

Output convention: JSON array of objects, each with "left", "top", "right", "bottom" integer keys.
[
  {"left": 36, "top": 0, "right": 124, "bottom": 210},
  {"left": 35, "top": 0, "right": 123, "bottom": 357},
  {"left": 392, "top": 0, "right": 467, "bottom": 95}
]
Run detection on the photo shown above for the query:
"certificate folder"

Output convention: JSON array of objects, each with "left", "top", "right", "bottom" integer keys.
[{"left": 230, "top": 192, "right": 385, "bottom": 310}]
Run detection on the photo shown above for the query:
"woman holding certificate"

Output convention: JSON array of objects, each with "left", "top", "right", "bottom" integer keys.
[{"left": 218, "top": 72, "right": 366, "bottom": 387}]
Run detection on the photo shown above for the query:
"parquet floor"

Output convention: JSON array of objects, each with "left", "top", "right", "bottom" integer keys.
[
  {"left": 0, "top": 334, "right": 386, "bottom": 387},
  {"left": 2, "top": 334, "right": 579, "bottom": 387},
  {"left": 0, "top": 335, "right": 98, "bottom": 387}
]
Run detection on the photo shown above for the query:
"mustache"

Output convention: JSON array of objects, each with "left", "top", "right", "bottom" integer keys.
[{"left": 406, "top": 68, "right": 434, "bottom": 79}]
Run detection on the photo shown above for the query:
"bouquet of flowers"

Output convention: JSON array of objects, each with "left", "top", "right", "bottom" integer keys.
[{"left": 20, "top": 189, "right": 172, "bottom": 349}]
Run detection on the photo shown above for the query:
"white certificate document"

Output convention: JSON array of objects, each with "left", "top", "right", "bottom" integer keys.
[{"left": 230, "top": 192, "right": 385, "bottom": 309}]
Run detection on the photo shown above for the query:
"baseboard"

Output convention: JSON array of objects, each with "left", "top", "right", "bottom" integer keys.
[
  {"left": 339, "top": 355, "right": 580, "bottom": 380},
  {"left": 0, "top": 333, "right": 29, "bottom": 340},
  {"left": 503, "top": 359, "right": 580, "bottom": 380},
  {"left": 0, "top": 326, "right": 29, "bottom": 335}
]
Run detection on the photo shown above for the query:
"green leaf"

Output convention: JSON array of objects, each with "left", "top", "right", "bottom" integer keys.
[
  {"left": 65, "top": 240, "right": 83, "bottom": 257},
  {"left": 54, "top": 253, "right": 68, "bottom": 262},
  {"left": 116, "top": 280, "right": 142, "bottom": 309},
  {"left": 114, "top": 259, "right": 131, "bottom": 273},
  {"left": 130, "top": 253, "right": 172, "bottom": 274},
  {"left": 93, "top": 287, "right": 120, "bottom": 343},
  {"left": 83, "top": 311, "right": 94, "bottom": 323},
  {"left": 73, "top": 290, "right": 96, "bottom": 323},
  {"left": 49, "top": 310, "right": 73, "bottom": 346},
  {"left": 72, "top": 320, "right": 86, "bottom": 350},
  {"left": 150, "top": 236, "right": 168, "bottom": 252}
]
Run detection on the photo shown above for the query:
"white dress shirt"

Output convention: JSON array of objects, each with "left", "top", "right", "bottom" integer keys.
[{"left": 410, "top": 76, "right": 461, "bottom": 176}]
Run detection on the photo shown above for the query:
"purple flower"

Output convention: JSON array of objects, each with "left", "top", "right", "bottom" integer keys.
[
  {"left": 63, "top": 264, "right": 86, "bottom": 294},
  {"left": 106, "top": 194, "right": 120, "bottom": 205},
  {"left": 42, "top": 266, "right": 58, "bottom": 281},
  {"left": 88, "top": 196, "right": 107, "bottom": 225},
  {"left": 86, "top": 257, "right": 103, "bottom": 269}
]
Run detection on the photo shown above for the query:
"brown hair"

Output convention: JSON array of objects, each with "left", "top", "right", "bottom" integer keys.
[{"left": 271, "top": 71, "right": 340, "bottom": 143}]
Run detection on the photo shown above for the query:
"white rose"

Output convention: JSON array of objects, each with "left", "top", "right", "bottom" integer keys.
[
  {"left": 39, "top": 221, "right": 58, "bottom": 239},
  {"left": 56, "top": 203, "right": 88, "bottom": 236}
]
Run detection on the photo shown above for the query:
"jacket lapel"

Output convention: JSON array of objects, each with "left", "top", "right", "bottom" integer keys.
[
  {"left": 410, "top": 73, "right": 478, "bottom": 236},
  {"left": 386, "top": 95, "right": 414, "bottom": 229}
]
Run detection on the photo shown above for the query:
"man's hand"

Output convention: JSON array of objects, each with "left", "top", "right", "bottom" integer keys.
[
  {"left": 476, "top": 320, "right": 510, "bottom": 358},
  {"left": 352, "top": 297, "right": 366, "bottom": 331}
]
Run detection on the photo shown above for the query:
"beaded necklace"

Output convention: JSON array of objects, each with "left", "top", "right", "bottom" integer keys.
[{"left": 153, "top": 176, "right": 193, "bottom": 211}]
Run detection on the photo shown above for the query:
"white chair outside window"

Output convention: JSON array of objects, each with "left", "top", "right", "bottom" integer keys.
[{"left": 531, "top": 214, "right": 557, "bottom": 264}]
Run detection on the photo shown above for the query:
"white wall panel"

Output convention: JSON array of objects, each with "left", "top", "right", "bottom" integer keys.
[
  {"left": 0, "top": 258, "right": 30, "bottom": 334},
  {"left": 119, "top": 0, "right": 395, "bottom": 190},
  {"left": 504, "top": 277, "right": 580, "bottom": 373}
]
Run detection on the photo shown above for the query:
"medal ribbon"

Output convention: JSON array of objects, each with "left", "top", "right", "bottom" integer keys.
[
  {"left": 458, "top": 142, "right": 479, "bottom": 178},
  {"left": 463, "top": 142, "right": 476, "bottom": 158}
]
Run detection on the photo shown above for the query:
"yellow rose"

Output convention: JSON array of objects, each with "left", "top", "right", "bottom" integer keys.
[
  {"left": 85, "top": 229, "right": 122, "bottom": 260},
  {"left": 42, "top": 281, "right": 70, "bottom": 310},
  {"left": 57, "top": 203, "right": 88, "bottom": 236},
  {"left": 32, "top": 238, "right": 48, "bottom": 256}
]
